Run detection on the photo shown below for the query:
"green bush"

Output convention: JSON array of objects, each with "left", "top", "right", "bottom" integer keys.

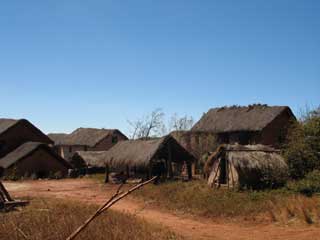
[
  {"left": 283, "top": 108, "right": 320, "bottom": 179},
  {"left": 287, "top": 170, "right": 320, "bottom": 196}
]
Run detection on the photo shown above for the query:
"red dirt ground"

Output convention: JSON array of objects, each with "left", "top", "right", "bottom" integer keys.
[{"left": 4, "top": 179, "right": 319, "bottom": 240}]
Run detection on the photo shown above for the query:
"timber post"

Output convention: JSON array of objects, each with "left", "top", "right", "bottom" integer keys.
[{"left": 105, "top": 164, "right": 109, "bottom": 183}]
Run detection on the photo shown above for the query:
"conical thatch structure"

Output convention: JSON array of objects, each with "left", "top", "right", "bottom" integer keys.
[
  {"left": 74, "top": 135, "right": 196, "bottom": 180},
  {"left": 205, "top": 144, "right": 288, "bottom": 189}
]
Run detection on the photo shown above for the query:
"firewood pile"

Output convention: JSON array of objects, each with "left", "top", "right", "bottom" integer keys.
[{"left": 0, "top": 181, "right": 29, "bottom": 211}]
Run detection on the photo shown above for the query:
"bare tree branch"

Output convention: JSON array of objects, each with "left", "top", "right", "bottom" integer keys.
[
  {"left": 127, "top": 109, "right": 165, "bottom": 139},
  {"left": 169, "top": 113, "right": 194, "bottom": 132}
]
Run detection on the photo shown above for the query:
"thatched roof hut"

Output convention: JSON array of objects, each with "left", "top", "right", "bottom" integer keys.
[
  {"left": 0, "top": 142, "right": 71, "bottom": 178},
  {"left": 192, "top": 105, "right": 296, "bottom": 147},
  {"left": 48, "top": 128, "right": 128, "bottom": 147},
  {"left": 48, "top": 128, "right": 128, "bottom": 162},
  {"left": 205, "top": 144, "right": 288, "bottom": 189},
  {"left": 74, "top": 135, "right": 196, "bottom": 179},
  {"left": 0, "top": 118, "right": 53, "bottom": 158}
]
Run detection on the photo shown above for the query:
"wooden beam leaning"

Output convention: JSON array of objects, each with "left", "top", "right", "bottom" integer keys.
[
  {"left": 229, "top": 160, "right": 235, "bottom": 189},
  {"left": 211, "top": 158, "right": 221, "bottom": 188},
  {"left": 0, "top": 181, "right": 13, "bottom": 201}
]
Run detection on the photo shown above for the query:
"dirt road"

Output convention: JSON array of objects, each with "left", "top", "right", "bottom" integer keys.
[{"left": 4, "top": 179, "right": 319, "bottom": 240}]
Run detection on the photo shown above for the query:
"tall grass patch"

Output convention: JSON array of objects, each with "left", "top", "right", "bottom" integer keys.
[
  {"left": 0, "top": 198, "right": 182, "bottom": 240},
  {"left": 134, "top": 180, "right": 320, "bottom": 224}
]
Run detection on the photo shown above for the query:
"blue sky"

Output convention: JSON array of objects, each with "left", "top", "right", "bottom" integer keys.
[{"left": 0, "top": 1, "right": 319, "bottom": 135}]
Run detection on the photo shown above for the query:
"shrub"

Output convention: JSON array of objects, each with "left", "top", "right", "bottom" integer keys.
[
  {"left": 283, "top": 116, "right": 320, "bottom": 179},
  {"left": 260, "top": 165, "right": 289, "bottom": 189},
  {"left": 287, "top": 170, "right": 320, "bottom": 196}
]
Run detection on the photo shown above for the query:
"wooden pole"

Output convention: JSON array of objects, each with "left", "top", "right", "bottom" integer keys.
[
  {"left": 167, "top": 144, "right": 173, "bottom": 179},
  {"left": 0, "top": 191, "right": 5, "bottom": 203},
  {"left": 0, "top": 181, "right": 13, "bottom": 201},
  {"left": 126, "top": 165, "right": 130, "bottom": 179},
  {"left": 229, "top": 160, "right": 235, "bottom": 189},
  {"left": 187, "top": 162, "right": 192, "bottom": 180},
  {"left": 105, "top": 164, "right": 109, "bottom": 183},
  {"left": 66, "top": 176, "right": 157, "bottom": 240},
  {"left": 227, "top": 159, "right": 229, "bottom": 189},
  {"left": 211, "top": 158, "right": 221, "bottom": 188}
]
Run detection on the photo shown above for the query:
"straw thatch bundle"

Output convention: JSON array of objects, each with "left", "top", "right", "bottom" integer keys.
[{"left": 205, "top": 144, "right": 288, "bottom": 189}]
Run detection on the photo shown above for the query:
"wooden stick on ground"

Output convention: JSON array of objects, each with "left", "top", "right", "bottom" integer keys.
[
  {"left": 66, "top": 176, "right": 157, "bottom": 240},
  {"left": 0, "top": 181, "right": 13, "bottom": 201}
]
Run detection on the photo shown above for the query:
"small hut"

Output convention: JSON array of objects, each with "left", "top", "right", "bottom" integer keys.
[
  {"left": 205, "top": 144, "right": 288, "bottom": 189},
  {"left": 74, "top": 135, "right": 196, "bottom": 181},
  {"left": 0, "top": 142, "right": 71, "bottom": 178},
  {"left": 48, "top": 128, "right": 128, "bottom": 161},
  {"left": 0, "top": 118, "right": 53, "bottom": 158}
]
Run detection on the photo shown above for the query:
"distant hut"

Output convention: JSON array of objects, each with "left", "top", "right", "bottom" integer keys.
[
  {"left": 0, "top": 118, "right": 53, "bottom": 158},
  {"left": 192, "top": 105, "right": 296, "bottom": 148},
  {"left": 74, "top": 135, "right": 196, "bottom": 181},
  {"left": 205, "top": 144, "right": 288, "bottom": 189},
  {"left": 48, "top": 128, "right": 128, "bottom": 161},
  {"left": 0, "top": 142, "right": 71, "bottom": 178}
]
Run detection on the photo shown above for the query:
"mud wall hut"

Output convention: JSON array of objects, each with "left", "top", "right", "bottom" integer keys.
[
  {"left": 74, "top": 135, "right": 196, "bottom": 180},
  {"left": 170, "top": 130, "right": 218, "bottom": 174},
  {"left": 48, "top": 128, "right": 128, "bottom": 161},
  {"left": 205, "top": 144, "right": 288, "bottom": 189},
  {"left": 0, "top": 142, "right": 71, "bottom": 178},
  {"left": 192, "top": 105, "right": 296, "bottom": 148},
  {"left": 0, "top": 118, "right": 53, "bottom": 158}
]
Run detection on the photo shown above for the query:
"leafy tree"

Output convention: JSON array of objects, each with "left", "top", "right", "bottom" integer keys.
[{"left": 283, "top": 106, "right": 320, "bottom": 179}]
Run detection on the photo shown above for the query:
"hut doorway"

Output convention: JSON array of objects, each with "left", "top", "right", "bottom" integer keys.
[
  {"left": 36, "top": 171, "right": 47, "bottom": 179},
  {"left": 218, "top": 157, "right": 227, "bottom": 184}
]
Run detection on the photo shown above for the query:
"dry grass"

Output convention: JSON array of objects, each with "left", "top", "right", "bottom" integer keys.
[
  {"left": 134, "top": 180, "right": 320, "bottom": 225},
  {"left": 267, "top": 195, "right": 320, "bottom": 225},
  {"left": 0, "top": 198, "right": 183, "bottom": 240}
]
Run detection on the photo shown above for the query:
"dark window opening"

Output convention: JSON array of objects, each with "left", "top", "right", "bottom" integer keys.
[{"left": 69, "top": 146, "right": 72, "bottom": 153}]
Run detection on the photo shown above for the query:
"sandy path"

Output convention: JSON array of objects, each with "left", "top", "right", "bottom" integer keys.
[{"left": 3, "top": 179, "right": 319, "bottom": 240}]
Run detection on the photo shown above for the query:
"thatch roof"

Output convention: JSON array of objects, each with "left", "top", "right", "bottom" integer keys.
[
  {"left": 0, "top": 118, "right": 53, "bottom": 144},
  {"left": 75, "top": 135, "right": 196, "bottom": 168},
  {"left": 0, "top": 119, "right": 18, "bottom": 135},
  {"left": 192, "top": 105, "right": 294, "bottom": 133},
  {"left": 47, "top": 133, "right": 68, "bottom": 144},
  {"left": 0, "top": 142, "right": 71, "bottom": 169},
  {"left": 48, "top": 128, "right": 128, "bottom": 147},
  {"left": 205, "top": 144, "right": 287, "bottom": 176}
]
